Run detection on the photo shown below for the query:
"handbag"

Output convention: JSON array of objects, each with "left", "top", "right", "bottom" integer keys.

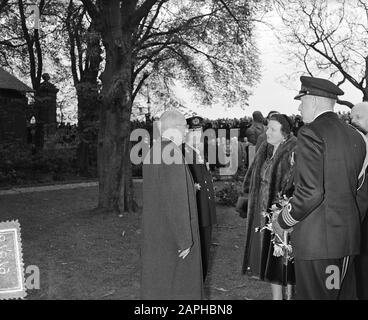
[{"left": 236, "top": 195, "right": 248, "bottom": 218}]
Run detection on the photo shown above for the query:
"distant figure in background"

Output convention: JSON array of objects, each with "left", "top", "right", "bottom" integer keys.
[
  {"left": 238, "top": 137, "right": 250, "bottom": 174},
  {"left": 256, "top": 111, "right": 280, "bottom": 151},
  {"left": 239, "top": 117, "right": 251, "bottom": 142},
  {"left": 246, "top": 111, "right": 265, "bottom": 146},
  {"left": 141, "top": 110, "right": 203, "bottom": 300},
  {"left": 184, "top": 116, "right": 217, "bottom": 281},
  {"left": 292, "top": 115, "right": 304, "bottom": 137}
]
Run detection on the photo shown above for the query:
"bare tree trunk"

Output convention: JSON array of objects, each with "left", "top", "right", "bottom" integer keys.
[
  {"left": 97, "top": 73, "right": 134, "bottom": 213},
  {"left": 97, "top": 3, "right": 135, "bottom": 214}
]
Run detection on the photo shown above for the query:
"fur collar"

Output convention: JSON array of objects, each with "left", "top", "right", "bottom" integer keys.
[{"left": 257, "top": 135, "right": 297, "bottom": 164}]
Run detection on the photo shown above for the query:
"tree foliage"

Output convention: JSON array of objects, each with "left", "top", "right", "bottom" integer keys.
[
  {"left": 131, "top": 0, "right": 267, "bottom": 108},
  {"left": 0, "top": 0, "right": 68, "bottom": 90}
]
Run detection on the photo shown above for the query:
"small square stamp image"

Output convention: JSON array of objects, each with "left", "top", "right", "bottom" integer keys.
[{"left": 0, "top": 220, "right": 26, "bottom": 300}]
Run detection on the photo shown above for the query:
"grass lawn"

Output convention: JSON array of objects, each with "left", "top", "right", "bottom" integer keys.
[{"left": 0, "top": 182, "right": 270, "bottom": 300}]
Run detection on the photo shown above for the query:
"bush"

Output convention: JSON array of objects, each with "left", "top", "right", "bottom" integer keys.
[
  {"left": 0, "top": 142, "right": 33, "bottom": 170},
  {"left": 0, "top": 142, "right": 33, "bottom": 184},
  {"left": 215, "top": 181, "right": 242, "bottom": 206},
  {"left": 0, "top": 142, "right": 78, "bottom": 185},
  {"left": 31, "top": 148, "right": 78, "bottom": 180}
]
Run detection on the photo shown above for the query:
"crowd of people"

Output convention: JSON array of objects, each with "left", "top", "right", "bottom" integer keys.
[{"left": 139, "top": 75, "right": 368, "bottom": 300}]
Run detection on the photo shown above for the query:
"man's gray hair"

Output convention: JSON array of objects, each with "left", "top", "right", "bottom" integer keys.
[{"left": 314, "top": 95, "right": 336, "bottom": 110}]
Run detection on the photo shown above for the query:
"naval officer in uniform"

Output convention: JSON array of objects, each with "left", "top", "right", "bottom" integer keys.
[
  {"left": 183, "top": 116, "right": 217, "bottom": 281},
  {"left": 274, "top": 76, "right": 367, "bottom": 299}
]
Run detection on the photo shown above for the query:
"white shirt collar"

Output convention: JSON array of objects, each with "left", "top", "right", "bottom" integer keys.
[{"left": 312, "top": 110, "right": 333, "bottom": 122}]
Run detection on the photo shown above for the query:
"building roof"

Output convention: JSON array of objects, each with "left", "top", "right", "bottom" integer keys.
[{"left": 0, "top": 67, "right": 34, "bottom": 92}]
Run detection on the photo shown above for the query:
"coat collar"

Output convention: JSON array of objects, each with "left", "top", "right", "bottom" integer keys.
[
  {"left": 313, "top": 110, "right": 337, "bottom": 122},
  {"left": 257, "top": 135, "right": 297, "bottom": 161}
]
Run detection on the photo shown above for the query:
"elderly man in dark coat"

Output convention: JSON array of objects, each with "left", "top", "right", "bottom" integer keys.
[
  {"left": 276, "top": 76, "right": 368, "bottom": 300},
  {"left": 141, "top": 110, "right": 203, "bottom": 300}
]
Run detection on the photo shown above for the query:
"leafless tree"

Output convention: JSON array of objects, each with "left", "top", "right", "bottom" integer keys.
[{"left": 275, "top": 0, "right": 368, "bottom": 107}]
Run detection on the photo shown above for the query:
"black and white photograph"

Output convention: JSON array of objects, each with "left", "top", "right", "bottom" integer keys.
[{"left": 1, "top": 0, "right": 368, "bottom": 303}]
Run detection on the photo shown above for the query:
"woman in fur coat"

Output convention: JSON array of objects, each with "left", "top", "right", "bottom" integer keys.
[{"left": 241, "top": 114, "right": 297, "bottom": 300}]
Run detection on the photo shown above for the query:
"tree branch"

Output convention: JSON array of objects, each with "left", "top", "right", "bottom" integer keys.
[
  {"left": 75, "top": 10, "right": 85, "bottom": 78},
  {"left": 0, "top": 39, "right": 26, "bottom": 48},
  {"left": 135, "top": 0, "right": 167, "bottom": 45},
  {"left": 336, "top": 99, "right": 354, "bottom": 108},
  {"left": 80, "top": 0, "right": 98, "bottom": 20},
  {"left": 303, "top": 48, "right": 313, "bottom": 76},
  {"left": 66, "top": 0, "right": 79, "bottom": 85},
  {"left": 307, "top": 41, "right": 360, "bottom": 89},
  {"left": 128, "top": 0, "right": 159, "bottom": 28},
  {"left": 34, "top": 28, "right": 43, "bottom": 86},
  {"left": 132, "top": 71, "right": 150, "bottom": 102},
  {"left": 18, "top": 0, "right": 38, "bottom": 89},
  {"left": 218, "top": 0, "right": 238, "bottom": 23}
]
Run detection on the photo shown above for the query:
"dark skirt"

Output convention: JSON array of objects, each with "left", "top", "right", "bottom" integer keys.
[{"left": 245, "top": 226, "right": 295, "bottom": 286}]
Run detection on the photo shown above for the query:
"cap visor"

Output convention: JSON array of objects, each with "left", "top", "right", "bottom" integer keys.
[{"left": 294, "top": 93, "right": 306, "bottom": 100}]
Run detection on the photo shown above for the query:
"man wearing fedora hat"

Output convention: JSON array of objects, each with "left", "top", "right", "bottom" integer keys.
[{"left": 274, "top": 76, "right": 368, "bottom": 299}]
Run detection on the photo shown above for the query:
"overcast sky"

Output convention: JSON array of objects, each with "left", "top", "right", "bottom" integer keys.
[{"left": 177, "top": 10, "right": 362, "bottom": 120}]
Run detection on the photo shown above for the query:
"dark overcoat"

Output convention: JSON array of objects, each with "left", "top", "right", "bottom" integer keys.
[
  {"left": 183, "top": 144, "right": 217, "bottom": 228},
  {"left": 141, "top": 140, "right": 203, "bottom": 300},
  {"left": 183, "top": 144, "right": 217, "bottom": 278},
  {"left": 245, "top": 122, "right": 265, "bottom": 145},
  {"left": 241, "top": 136, "right": 297, "bottom": 273}
]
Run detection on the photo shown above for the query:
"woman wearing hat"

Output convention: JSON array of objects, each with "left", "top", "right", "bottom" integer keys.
[{"left": 240, "top": 114, "right": 297, "bottom": 300}]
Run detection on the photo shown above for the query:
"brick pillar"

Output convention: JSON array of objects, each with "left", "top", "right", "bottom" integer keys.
[{"left": 34, "top": 73, "right": 59, "bottom": 148}]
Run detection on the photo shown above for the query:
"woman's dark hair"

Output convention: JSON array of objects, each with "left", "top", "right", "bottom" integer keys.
[
  {"left": 269, "top": 114, "right": 293, "bottom": 138},
  {"left": 252, "top": 111, "right": 264, "bottom": 123},
  {"left": 267, "top": 110, "right": 279, "bottom": 119}
]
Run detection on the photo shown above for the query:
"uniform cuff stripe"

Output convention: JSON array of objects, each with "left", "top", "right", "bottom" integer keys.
[{"left": 282, "top": 206, "right": 298, "bottom": 227}]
